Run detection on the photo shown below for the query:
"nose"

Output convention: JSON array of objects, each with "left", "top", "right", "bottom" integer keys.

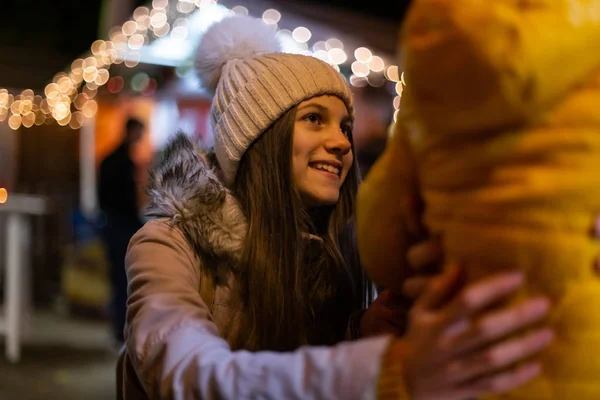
[{"left": 324, "top": 127, "right": 351, "bottom": 156}]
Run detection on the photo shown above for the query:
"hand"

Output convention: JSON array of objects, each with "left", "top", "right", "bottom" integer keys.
[
  {"left": 401, "top": 238, "right": 443, "bottom": 299},
  {"left": 360, "top": 290, "right": 411, "bottom": 337},
  {"left": 360, "top": 239, "right": 443, "bottom": 338},
  {"left": 360, "top": 239, "right": 442, "bottom": 337},
  {"left": 394, "top": 265, "right": 552, "bottom": 400}
]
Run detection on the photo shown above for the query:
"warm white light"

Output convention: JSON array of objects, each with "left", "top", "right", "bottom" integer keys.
[
  {"left": 82, "top": 100, "right": 98, "bottom": 118},
  {"left": 262, "top": 9, "right": 281, "bottom": 24},
  {"left": 0, "top": 90, "right": 9, "bottom": 108},
  {"left": 128, "top": 34, "right": 146, "bottom": 50},
  {"left": 21, "top": 89, "right": 34, "bottom": 100},
  {"left": 83, "top": 57, "right": 98, "bottom": 68},
  {"left": 69, "top": 111, "right": 85, "bottom": 130},
  {"left": 112, "top": 33, "right": 128, "bottom": 47},
  {"left": 124, "top": 51, "right": 141, "bottom": 67},
  {"left": 21, "top": 99, "right": 33, "bottom": 114},
  {"left": 52, "top": 103, "right": 70, "bottom": 120},
  {"left": 195, "top": 0, "right": 216, "bottom": 6},
  {"left": 95, "top": 69, "right": 110, "bottom": 86},
  {"left": 386, "top": 65, "right": 399, "bottom": 82},
  {"left": 52, "top": 72, "right": 67, "bottom": 84},
  {"left": 174, "top": 18, "right": 187, "bottom": 28},
  {"left": 34, "top": 111, "right": 46, "bottom": 125},
  {"left": 57, "top": 113, "right": 72, "bottom": 126},
  {"left": 231, "top": 5, "right": 248, "bottom": 15},
  {"left": 133, "top": 6, "right": 150, "bottom": 21},
  {"left": 396, "top": 81, "right": 404, "bottom": 96},
  {"left": 325, "top": 38, "right": 344, "bottom": 50},
  {"left": 152, "top": 0, "right": 169, "bottom": 10},
  {"left": 45, "top": 83, "right": 59, "bottom": 97},
  {"left": 22, "top": 111, "right": 35, "bottom": 128},
  {"left": 57, "top": 77, "right": 74, "bottom": 94},
  {"left": 328, "top": 48, "right": 347, "bottom": 65},
  {"left": 122, "top": 21, "right": 138, "bottom": 36},
  {"left": 83, "top": 66, "right": 99, "bottom": 83},
  {"left": 354, "top": 47, "right": 372, "bottom": 63},
  {"left": 349, "top": 75, "right": 368, "bottom": 88},
  {"left": 351, "top": 61, "right": 369, "bottom": 77},
  {"left": 312, "top": 41, "right": 327, "bottom": 52},
  {"left": 292, "top": 27, "right": 311, "bottom": 43},
  {"left": 0, "top": 188, "right": 8, "bottom": 204},
  {"left": 276, "top": 29, "right": 292, "bottom": 38},
  {"left": 313, "top": 50, "right": 329, "bottom": 62},
  {"left": 367, "top": 73, "right": 385, "bottom": 87},
  {"left": 91, "top": 40, "right": 107, "bottom": 55},
  {"left": 151, "top": 12, "right": 168, "bottom": 29},
  {"left": 8, "top": 114, "right": 21, "bottom": 130},
  {"left": 368, "top": 56, "right": 385, "bottom": 72},
  {"left": 153, "top": 22, "right": 170, "bottom": 37},
  {"left": 177, "top": 0, "right": 195, "bottom": 13},
  {"left": 10, "top": 100, "right": 23, "bottom": 115}
]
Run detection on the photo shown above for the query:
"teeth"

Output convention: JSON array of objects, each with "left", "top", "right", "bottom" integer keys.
[{"left": 313, "top": 163, "right": 340, "bottom": 175}]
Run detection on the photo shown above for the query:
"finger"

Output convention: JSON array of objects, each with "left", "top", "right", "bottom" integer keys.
[
  {"left": 457, "top": 362, "right": 541, "bottom": 399},
  {"left": 402, "top": 276, "right": 431, "bottom": 299},
  {"left": 414, "top": 264, "right": 463, "bottom": 311},
  {"left": 405, "top": 193, "right": 426, "bottom": 238},
  {"left": 374, "top": 290, "right": 409, "bottom": 311},
  {"left": 440, "top": 272, "right": 524, "bottom": 323},
  {"left": 440, "top": 297, "right": 550, "bottom": 355},
  {"left": 406, "top": 239, "right": 443, "bottom": 270},
  {"left": 447, "top": 328, "right": 553, "bottom": 384}
]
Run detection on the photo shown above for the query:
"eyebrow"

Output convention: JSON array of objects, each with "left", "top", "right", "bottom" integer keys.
[{"left": 298, "top": 103, "right": 328, "bottom": 112}]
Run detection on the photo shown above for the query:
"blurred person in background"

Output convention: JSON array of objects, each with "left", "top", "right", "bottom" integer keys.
[
  {"left": 117, "top": 16, "right": 553, "bottom": 400},
  {"left": 351, "top": 85, "right": 394, "bottom": 178},
  {"left": 98, "top": 117, "right": 145, "bottom": 346}
]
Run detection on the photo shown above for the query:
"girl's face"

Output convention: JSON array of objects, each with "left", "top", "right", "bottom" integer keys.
[{"left": 292, "top": 95, "right": 354, "bottom": 207}]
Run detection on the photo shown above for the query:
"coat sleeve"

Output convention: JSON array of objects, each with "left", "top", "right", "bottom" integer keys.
[{"left": 124, "top": 219, "right": 394, "bottom": 400}]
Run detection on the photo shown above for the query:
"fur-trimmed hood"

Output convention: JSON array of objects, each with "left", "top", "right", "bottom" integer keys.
[{"left": 145, "top": 133, "right": 247, "bottom": 269}]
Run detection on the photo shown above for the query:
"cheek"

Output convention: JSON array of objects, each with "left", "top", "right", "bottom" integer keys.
[
  {"left": 291, "top": 133, "right": 315, "bottom": 174},
  {"left": 291, "top": 139, "right": 309, "bottom": 183},
  {"left": 341, "top": 152, "right": 354, "bottom": 180}
]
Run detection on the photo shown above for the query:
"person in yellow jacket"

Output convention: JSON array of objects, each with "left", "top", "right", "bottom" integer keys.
[{"left": 358, "top": 0, "right": 600, "bottom": 398}]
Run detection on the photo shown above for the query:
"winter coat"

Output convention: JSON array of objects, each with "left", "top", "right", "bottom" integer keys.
[{"left": 117, "top": 134, "right": 393, "bottom": 399}]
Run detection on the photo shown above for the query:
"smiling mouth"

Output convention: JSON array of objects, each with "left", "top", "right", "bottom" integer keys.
[{"left": 309, "top": 162, "right": 341, "bottom": 177}]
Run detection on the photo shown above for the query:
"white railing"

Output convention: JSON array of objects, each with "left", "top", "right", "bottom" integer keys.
[{"left": 0, "top": 194, "right": 50, "bottom": 363}]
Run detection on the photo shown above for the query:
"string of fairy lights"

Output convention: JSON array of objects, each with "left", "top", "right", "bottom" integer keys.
[{"left": 0, "top": 0, "right": 405, "bottom": 131}]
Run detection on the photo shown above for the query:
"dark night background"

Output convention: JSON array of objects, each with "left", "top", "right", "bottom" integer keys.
[{"left": 0, "top": 0, "right": 410, "bottom": 89}]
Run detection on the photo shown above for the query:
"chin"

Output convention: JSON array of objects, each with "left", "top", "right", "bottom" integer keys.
[{"left": 307, "top": 191, "right": 340, "bottom": 207}]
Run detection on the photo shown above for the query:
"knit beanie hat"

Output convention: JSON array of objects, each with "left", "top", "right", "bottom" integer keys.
[{"left": 194, "top": 15, "right": 354, "bottom": 186}]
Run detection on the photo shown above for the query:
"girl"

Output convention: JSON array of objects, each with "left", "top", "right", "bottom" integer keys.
[{"left": 119, "top": 15, "right": 552, "bottom": 399}]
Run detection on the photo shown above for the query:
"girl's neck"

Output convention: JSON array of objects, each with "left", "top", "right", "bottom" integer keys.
[{"left": 307, "top": 206, "right": 332, "bottom": 236}]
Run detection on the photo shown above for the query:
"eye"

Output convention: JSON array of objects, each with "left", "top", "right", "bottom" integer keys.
[
  {"left": 303, "top": 113, "right": 322, "bottom": 125},
  {"left": 341, "top": 124, "right": 353, "bottom": 138}
]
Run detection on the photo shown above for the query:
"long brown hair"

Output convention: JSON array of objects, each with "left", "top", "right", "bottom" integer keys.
[{"left": 231, "top": 104, "right": 373, "bottom": 351}]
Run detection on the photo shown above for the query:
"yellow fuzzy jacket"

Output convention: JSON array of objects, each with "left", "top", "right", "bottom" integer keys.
[{"left": 357, "top": 0, "right": 600, "bottom": 398}]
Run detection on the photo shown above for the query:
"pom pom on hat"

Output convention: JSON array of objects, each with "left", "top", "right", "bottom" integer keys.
[{"left": 194, "top": 15, "right": 281, "bottom": 93}]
